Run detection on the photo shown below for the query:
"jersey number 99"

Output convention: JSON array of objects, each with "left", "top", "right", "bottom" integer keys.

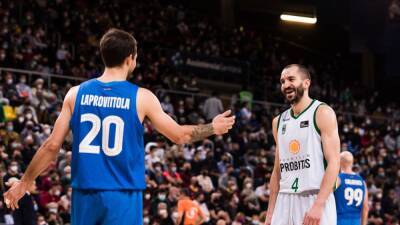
[
  {"left": 79, "top": 113, "right": 124, "bottom": 156},
  {"left": 344, "top": 187, "right": 363, "bottom": 207}
]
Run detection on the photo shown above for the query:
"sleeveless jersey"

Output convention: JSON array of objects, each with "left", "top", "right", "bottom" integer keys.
[
  {"left": 277, "top": 99, "right": 325, "bottom": 193},
  {"left": 334, "top": 172, "right": 365, "bottom": 220},
  {"left": 70, "top": 79, "right": 145, "bottom": 190}
]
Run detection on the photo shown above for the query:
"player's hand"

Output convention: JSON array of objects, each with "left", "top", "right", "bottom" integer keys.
[
  {"left": 264, "top": 212, "right": 273, "bottom": 225},
  {"left": 212, "top": 110, "right": 235, "bottom": 135},
  {"left": 3, "top": 180, "right": 32, "bottom": 210},
  {"left": 303, "top": 201, "right": 324, "bottom": 225}
]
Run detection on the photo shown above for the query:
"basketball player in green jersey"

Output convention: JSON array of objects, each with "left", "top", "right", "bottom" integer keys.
[{"left": 264, "top": 64, "right": 340, "bottom": 225}]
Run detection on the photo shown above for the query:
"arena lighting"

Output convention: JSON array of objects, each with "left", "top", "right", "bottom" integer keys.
[{"left": 280, "top": 13, "right": 317, "bottom": 24}]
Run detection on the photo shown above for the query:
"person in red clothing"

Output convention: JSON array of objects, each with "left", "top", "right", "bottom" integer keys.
[
  {"left": 163, "top": 162, "right": 183, "bottom": 185},
  {"left": 38, "top": 183, "right": 62, "bottom": 211},
  {"left": 176, "top": 189, "right": 205, "bottom": 225}
]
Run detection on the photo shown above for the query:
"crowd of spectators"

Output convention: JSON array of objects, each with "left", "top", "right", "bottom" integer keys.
[{"left": 0, "top": 0, "right": 399, "bottom": 225}]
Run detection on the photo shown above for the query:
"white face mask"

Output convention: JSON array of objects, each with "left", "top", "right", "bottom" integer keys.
[
  {"left": 49, "top": 207, "right": 58, "bottom": 213},
  {"left": 44, "top": 128, "right": 51, "bottom": 135},
  {"left": 10, "top": 165, "right": 18, "bottom": 173},
  {"left": 172, "top": 212, "right": 179, "bottom": 219},
  {"left": 158, "top": 194, "right": 166, "bottom": 200},
  {"left": 159, "top": 209, "right": 168, "bottom": 217},
  {"left": 143, "top": 217, "right": 150, "bottom": 224}
]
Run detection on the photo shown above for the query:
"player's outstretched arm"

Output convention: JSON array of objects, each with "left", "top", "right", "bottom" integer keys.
[
  {"left": 361, "top": 181, "right": 369, "bottom": 225},
  {"left": 137, "top": 88, "right": 235, "bottom": 144},
  {"left": 3, "top": 86, "right": 77, "bottom": 210},
  {"left": 264, "top": 116, "right": 280, "bottom": 225},
  {"left": 303, "top": 105, "right": 340, "bottom": 225}
]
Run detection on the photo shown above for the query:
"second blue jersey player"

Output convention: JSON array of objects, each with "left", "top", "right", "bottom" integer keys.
[
  {"left": 334, "top": 151, "right": 369, "bottom": 225},
  {"left": 3, "top": 28, "right": 236, "bottom": 225}
]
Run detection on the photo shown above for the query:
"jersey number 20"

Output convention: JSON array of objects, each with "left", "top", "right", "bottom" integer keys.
[
  {"left": 344, "top": 187, "right": 363, "bottom": 207},
  {"left": 79, "top": 113, "right": 124, "bottom": 156}
]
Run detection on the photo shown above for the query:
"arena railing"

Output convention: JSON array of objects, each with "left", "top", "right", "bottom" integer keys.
[
  {"left": 0, "top": 67, "right": 86, "bottom": 88},
  {"left": 0, "top": 67, "right": 395, "bottom": 123},
  {"left": 155, "top": 89, "right": 397, "bottom": 123}
]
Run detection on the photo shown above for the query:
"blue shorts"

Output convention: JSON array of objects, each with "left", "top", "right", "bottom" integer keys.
[
  {"left": 71, "top": 189, "right": 143, "bottom": 225},
  {"left": 337, "top": 217, "right": 361, "bottom": 225}
]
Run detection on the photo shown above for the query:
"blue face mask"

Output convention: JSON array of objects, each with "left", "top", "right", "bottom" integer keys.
[{"left": 7, "top": 126, "right": 13, "bottom": 132}]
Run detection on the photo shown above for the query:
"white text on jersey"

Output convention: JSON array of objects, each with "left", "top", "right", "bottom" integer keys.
[{"left": 80, "top": 94, "right": 130, "bottom": 110}]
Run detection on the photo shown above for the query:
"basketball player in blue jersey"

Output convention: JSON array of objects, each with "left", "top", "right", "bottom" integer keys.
[
  {"left": 334, "top": 151, "right": 369, "bottom": 225},
  {"left": 3, "top": 28, "right": 235, "bottom": 225}
]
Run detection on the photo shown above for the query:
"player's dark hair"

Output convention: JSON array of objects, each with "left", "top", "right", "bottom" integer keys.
[
  {"left": 100, "top": 28, "right": 137, "bottom": 68},
  {"left": 284, "top": 64, "right": 311, "bottom": 80}
]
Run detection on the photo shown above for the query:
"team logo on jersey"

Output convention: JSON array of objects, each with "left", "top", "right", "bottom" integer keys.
[
  {"left": 282, "top": 124, "right": 286, "bottom": 134},
  {"left": 289, "top": 140, "right": 300, "bottom": 154},
  {"left": 300, "top": 120, "right": 309, "bottom": 128}
]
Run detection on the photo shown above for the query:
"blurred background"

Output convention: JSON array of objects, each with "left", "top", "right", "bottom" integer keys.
[{"left": 0, "top": 0, "right": 399, "bottom": 224}]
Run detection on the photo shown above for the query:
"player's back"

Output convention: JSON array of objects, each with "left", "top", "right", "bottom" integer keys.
[
  {"left": 70, "top": 79, "right": 145, "bottom": 190},
  {"left": 334, "top": 172, "right": 366, "bottom": 225}
]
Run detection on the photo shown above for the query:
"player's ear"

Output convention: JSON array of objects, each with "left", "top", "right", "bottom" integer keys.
[
  {"left": 303, "top": 78, "right": 311, "bottom": 89},
  {"left": 126, "top": 54, "right": 133, "bottom": 66},
  {"left": 131, "top": 54, "right": 137, "bottom": 68}
]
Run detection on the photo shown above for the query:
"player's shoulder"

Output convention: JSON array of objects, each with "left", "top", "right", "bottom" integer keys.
[
  {"left": 137, "top": 87, "right": 157, "bottom": 101},
  {"left": 64, "top": 85, "right": 80, "bottom": 101},
  {"left": 315, "top": 102, "right": 336, "bottom": 118}
]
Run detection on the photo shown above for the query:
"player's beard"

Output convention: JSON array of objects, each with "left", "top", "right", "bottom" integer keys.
[{"left": 282, "top": 84, "right": 305, "bottom": 104}]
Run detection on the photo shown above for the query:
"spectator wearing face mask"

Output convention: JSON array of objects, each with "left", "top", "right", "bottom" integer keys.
[
  {"left": 151, "top": 188, "right": 169, "bottom": 214},
  {"left": 163, "top": 162, "right": 183, "bottom": 185},
  {"left": 36, "top": 214, "right": 48, "bottom": 225},
  {"left": 153, "top": 202, "right": 174, "bottom": 225},
  {"left": 58, "top": 186, "right": 72, "bottom": 224},
  {"left": 38, "top": 184, "right": 62, "bottom": 213},
  {"left": 150, "top": 162, "right": 167, "bottom": 184},
  {"left": 17, "top": 105, "right": 39, "bottom": 125},
  {"left": 16, "top": 75, "right": 32, "bottom": 100},
  {"left": 1, "top": 122, "right": 20, "bottom": 145},
  {"left": 196, "top": 169, "right": 214, "bottom": 193},
  {"left": 161, "top": 95, "right": 174, "bottom": 115},
  {"left": 3, "top": 72, "right": 21, "bottom": 106}
]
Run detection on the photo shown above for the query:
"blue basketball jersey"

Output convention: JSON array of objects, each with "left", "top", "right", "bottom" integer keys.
[
  {"left": 70, "top": 79, "right": 145, "bottom": 190},
  {"left": 334, "top": 172, "right": 366, "bottom": 221}
]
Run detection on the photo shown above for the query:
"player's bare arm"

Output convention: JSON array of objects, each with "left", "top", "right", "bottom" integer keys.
[
  {"left": 264, "top": 116, "right": 281, "bottom": 225},
  {"left": 303, "top": 105, "right": 340, "bottom": 225},
  {"left": 361, "top": 181, "right": 369, "bottom": 225},
  {"left": 3, "top": 86, "right": 79, "bottom": 210},
  {"left": 137, "top": 88, "right": 235, "bottom": 144}
]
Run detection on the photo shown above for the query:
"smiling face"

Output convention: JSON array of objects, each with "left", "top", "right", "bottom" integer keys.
[{"left": 280, "top": 65, "right": 311, "bottom": 104}]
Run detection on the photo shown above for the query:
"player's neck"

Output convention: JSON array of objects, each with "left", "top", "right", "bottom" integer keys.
[
  {"left": 342, "top": 168, "right": 354, "bottom": 174},
  {"left": 99, "top": 67, "right": 128, "bottom": 82},
  {"left": 291, "top": 96, "right": 312, "bottom": 116}
]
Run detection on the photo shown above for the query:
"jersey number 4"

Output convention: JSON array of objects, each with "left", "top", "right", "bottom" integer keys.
[
  {"left": 291, "top": 178, "right": 299, "bottom": 192},
  {"left": 79, "top": 113, "right": 124, "bottom": 156}
]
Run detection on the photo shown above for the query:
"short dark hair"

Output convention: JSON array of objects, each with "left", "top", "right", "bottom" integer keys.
[
  {"left": 100, "top": 28, "right": 137, "bottom": 68},
  {"left": 283, "top": 64, "right": 311, "bottom": 80},
  {"left": 180, "top": 188, "right": 190, "bottom": 197}
]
